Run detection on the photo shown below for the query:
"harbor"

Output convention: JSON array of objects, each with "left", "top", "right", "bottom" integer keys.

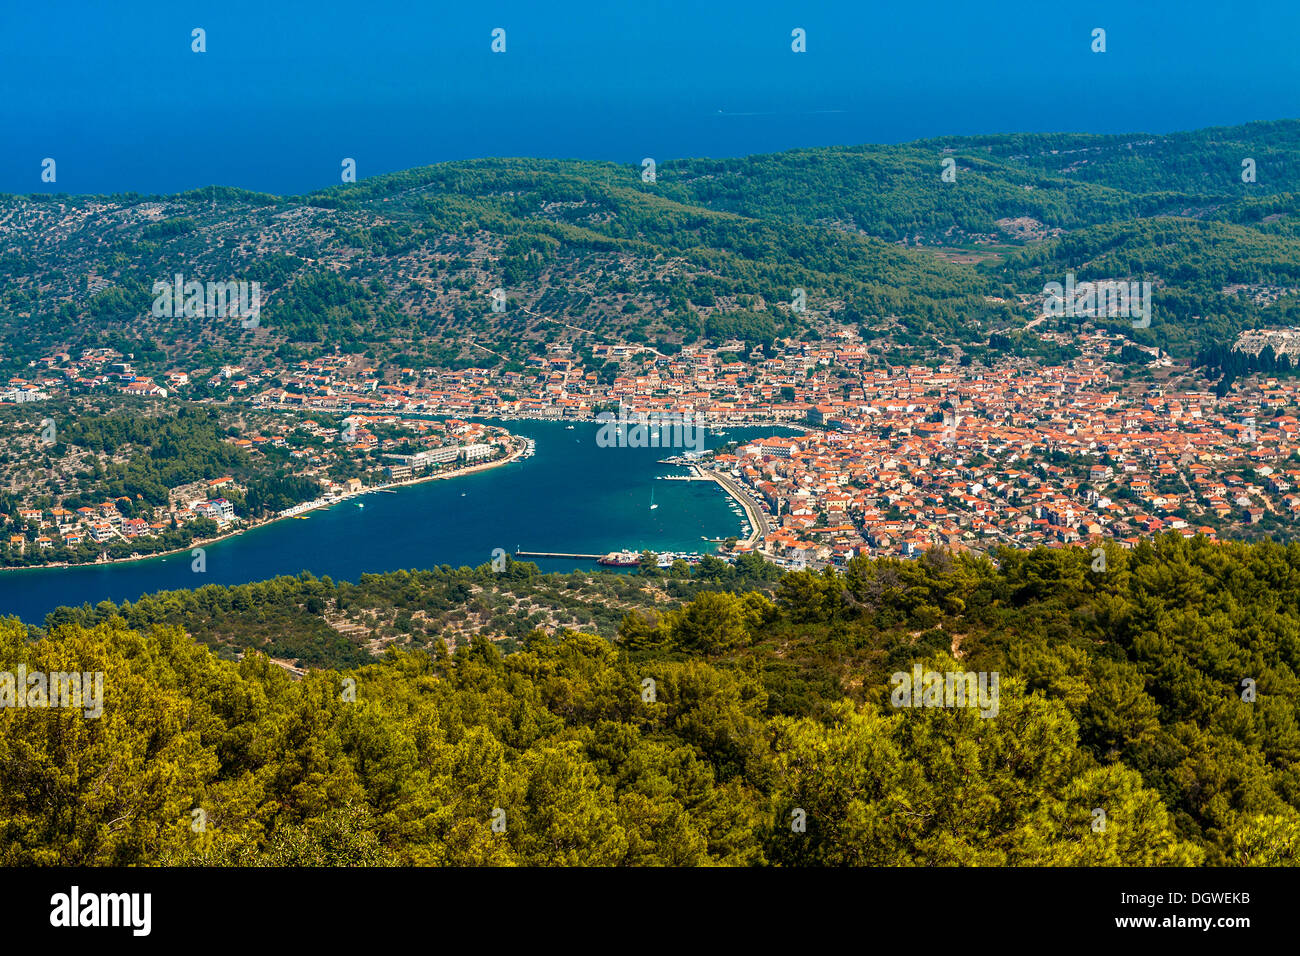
[{"left": 0, "top": 419, "right": 783, "bottom": 624}]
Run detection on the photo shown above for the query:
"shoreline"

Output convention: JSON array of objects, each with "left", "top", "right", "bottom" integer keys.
[
  {"left": 695, "top": 466, "right": 766, "bottom": 548},
  {"left": 254, "top": 401, "right": 808, "bottom": 430},
  {"left": 0, "top": 438, "right": 528, "bottom": 575},
  {"left": 0, "top": 418, "right": 775, "bottom": 578}
]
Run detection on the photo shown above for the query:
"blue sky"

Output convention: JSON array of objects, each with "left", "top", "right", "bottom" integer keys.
[{"left": 1, "top": 0, "right": 1296, "bottom": 195}]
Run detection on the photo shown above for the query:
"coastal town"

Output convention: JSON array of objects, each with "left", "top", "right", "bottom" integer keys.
[
  {"left": 7, "top": 319, "right": 1300, "bottom": 570},
  {"left": 0, "top": 402, "right": 516, "bottom": 568}
]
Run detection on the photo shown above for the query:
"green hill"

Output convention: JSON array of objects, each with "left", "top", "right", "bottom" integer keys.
[
  {"left": 5, "top": 534, "right": 1298, "bottom": 866},
  {"left": 3, "top": 119, "right": 1297, "bottom": 373}
]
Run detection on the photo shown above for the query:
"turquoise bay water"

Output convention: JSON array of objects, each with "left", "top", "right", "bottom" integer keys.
[{"left": 0, "top": 420, "right": 790, "bottom": 625}]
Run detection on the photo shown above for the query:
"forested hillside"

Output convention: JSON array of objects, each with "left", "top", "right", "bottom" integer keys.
[
  {"left": 40, "top": 553, "right": 781, "bottom": 667},
  {"left": 4, "top": 534, "right": 1298, "bottom": 865},
  {"left": 2, "top": 120, "right": 1296, "bottom": 374}
]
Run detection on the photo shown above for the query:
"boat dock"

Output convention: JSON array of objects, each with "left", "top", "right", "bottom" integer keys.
[{"left": 514, "top": 551, "right": 605, "bottom": 560}]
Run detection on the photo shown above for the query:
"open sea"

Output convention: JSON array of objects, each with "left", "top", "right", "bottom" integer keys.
[{"left": 1, "top": 1, "right": 1296, "bottom": 196}]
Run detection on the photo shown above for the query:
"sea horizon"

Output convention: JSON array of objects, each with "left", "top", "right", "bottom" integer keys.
[{"left": 7, "top": 113, "right": 1300, "bottom": 199}]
